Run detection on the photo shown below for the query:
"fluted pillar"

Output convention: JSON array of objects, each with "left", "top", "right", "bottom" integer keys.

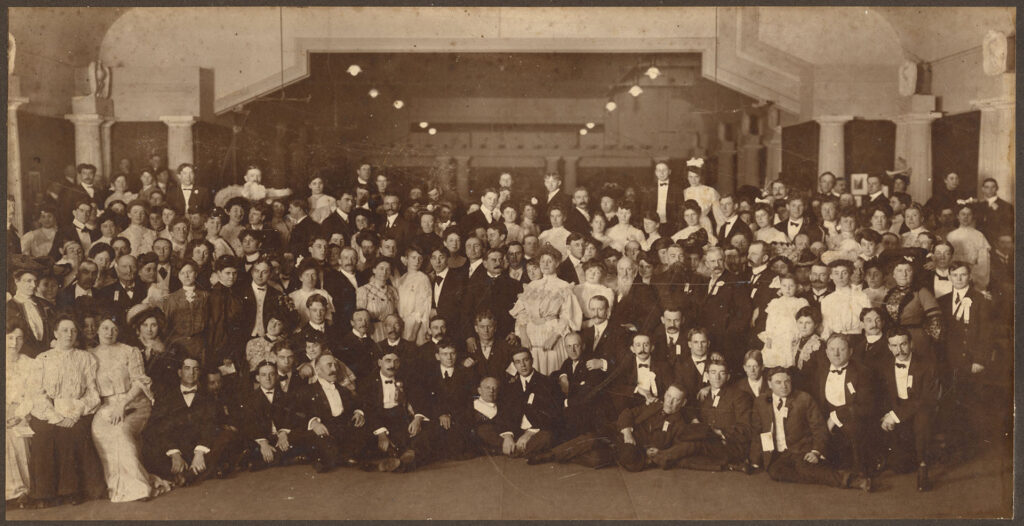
[
  {"left": 816, "top": 115, "right": 854, "bottom": 181},
  {"left": 716, "top": 122, "right": 737, "bottom": 193},
  {"left": 100, "top": 119, "right": 114, "bottom": 185},
  {"left": 454, "top": 155, "right": 471, "bottom": 203},
  {"left": 894, "top": 112, "right": 942, "bottom": 204},
  {"left": 8, "top": 97, "right": 28, "bottom": 232},
  {"left": 972, "top": 97, "right": 1015, "bottom": 202},
  {"left": 563, "top": 155, "right": 580, "bottom": 192},
  {"left": 65, "top": 113, "right": 105, "bottom": 171},
  {"left": 160, "top": 115, "right": 197, "bottom": 174}
]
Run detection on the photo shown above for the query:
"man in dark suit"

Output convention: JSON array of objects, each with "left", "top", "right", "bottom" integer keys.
[
  {"left": 878, "top": 328, "right": 939, "bottom": 491},
  {"left": 681, "top": 355, "right": 754, "bottom": 473},
  {"left": 237, "top": 360, "right": 307, "bottom": 470},
  {"left": 716, "top": 195, "right": 752, "bottom": 248},
  {"left": 378, "top": 194, "right": 411, "bottom": 250},
  {"left": 95, "top": 254, "right": 145, "bottom": 325},
  {"left": 286, "top": 200, "right": 320, "bottom": 258},
  {"left": 496, "top": 348, "right": 562, "bottom": 459},
  {"left": 977, "top": 178, "right": 1014, "bottom": 243},
  {"left": 8, "top": 266, "right": 54, "bottom": 358},
  {"left": 337, "top": 310, "right": 379, "bottom": 381},
  {"left": 644, "top": 162, "right": 686, "bottom": 237},
  {"left": 468, "top": 376, "right": 507, "bottom": 455},
  {"left": 464, "top": 248, "right": 522, "bottom": 339},
  {"left": 614, "top": 384, "right": 711, "bottom": 471},
  {"left": 461, "top": 188, "right": 500, "bottom": 237},
  {"left": 606, "top": 333, "right": 676, "bottom": 416},
  {"left": 55, "top": 260, "right": 98, "bottom": 310},
  {"left": 864, "top": 174, "right": 889, "bottom": 209},
  {"left": 651, "top": 307, "right": 694, "bottom": 364},
  {"left": 413, "top": 338, "right": 478, "bottom": 461},
  {"left": 937, "top": 262, "right": 992, "bottom": 459},
  {"left": 775, "top": 196, "right": 824, "bottom": 244},
  {"left": 810, "top": 335, "right": 877, "bottom": 479},
  {"left": 536, "top": 172, "right": 573, "bottom": 231},
  {"left": 142, "top": 358, "right": 227, "bottom": 486},
  {"left": 320, "top": 190, "right": 356, "bottom": 245},
  {"left": 745, "top": 241, "right": 779, "bottom": 343},
  {"left": 556, "top": 232, "right": 586, "bottom": 285},
  {"left": 50, "top": 198, "right": 100, "bottom": 260},
  {"left": 293, "top": 355, "right": 370, "bottom": 472},
  {"left": 673, "top": 328, "right": 714, "bottom": 407},
  {"left": 694, "top": 247, "right": 752, "bottom": 369},
  {"left": 207, "top": 256, "right": 247, "bottom": 367},
  {"left": 608, "top": 256, "right": 662, "bottom": 334},
  {"left": 293, "top": 293, "right": 347, "bottom": 361},
  {"left": 59, "top": 163, "right": 110, "bottom": 215},
  {"left": 750, "top": 367, "right": 871, "bottom": 491},
  {"left": 358, "top": 347, "right": 440, "bottom": 472},
  {"left": 580, "top": 296, "right": 626, "bottom": 369},
  {"left": 377, "top": 314, "right": 418, "bottom": 366},
  {"left": 236, "top": 259, "right": 284, "bottom": 343},
  {"left": 429, "top": 246, "right": 467, "bottom": 340},
  {"left": 564, "top": 187, "right": 593, "bottom": 235},
  {"left": 463, "top": 310, "right": 516, "bottom": 382},
  {"left": 165, "top": 164, "right": 213, "bottom": 216}
]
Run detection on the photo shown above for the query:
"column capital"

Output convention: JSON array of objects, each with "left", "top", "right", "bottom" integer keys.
[
  {"left": 453, "top": 155, "right": 472, "bottom": 164},
  {"left": 970, "top": 97, "right": 1015, "bottom": 112},
  {"left": 65, "top": 113, "right": 105, "bottom": 125},
  {"left": 544, "top": 155, "right": 562, "bottom": 162},
  {"left": 159, "top": 115, "right": 198, "bottom": 127},
  {"left": 814, "top": 115, "right": 854, "bottom": 125},
  {"left": 8, "top": 96, "right": 29, "bottom": 112},
  {"left": 895, "top": 112, "right": 943, "bottom": 125},
  {"left": 562, "top": 155, "right": 580, "bottom": 163}
]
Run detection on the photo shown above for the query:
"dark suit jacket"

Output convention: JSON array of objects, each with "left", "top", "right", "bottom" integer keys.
[
  {"left": 734, "top": 376, "right": 769, "bottom": 401},
  {"left": 337, "top": 331, "right": 379, "bottom": 381},
  {"left": 460, "top": 209, "right": 496, "bottom": 237},
  {"left": 163, "top": 288, "right": 210, "bottom": 363},
  {"left": 556, "top": 257, "right": 582, "bottom": 285},
  {"left": 288, "top": 216, "right": 321, "bottom": 257},
  {"left": 809, "top": 359, "right": 876, "bottom": 428},
  {"left": 938, "top": 288, "right": 991, "bottom": 370},
  {"left": 379, "top": 215, "right": 411, "bottom": 250},
  {"left": 673, "top": 354, "right": 711, "bottom": 402},
  {"left": 500, "top": 372, "right": 563, "bottom": 435},
  {"left": 616, "top": 403, "right": 710, "bottom": 449},
  {"left": 320, "top": 210, "right": 354, "bottom": 245},
  {"left": 464, "top": 336, "right": 515, "bottom": 382},
  {"left": 414, "top": 364, "right": 477, "bottom": 423},
  {"left": 237, "top": 283, "right": 284, "bottom": 343},
  {"left": 49, "top": 222, "right": 100, "bottom": 259},
  {"left": 207, "top": 283, "right": 247, "bottom": 365},
  {"left": 878, "top": 353, "right": 939, "bottom": 423},
  {"left": 564, "top": 206, "right": 592, "bottom": 235},
  {"left": 580, "top": 322, "right": 627, "bottom": 365},
  {"left": 144, "top": 385, "right": 218, "bottom": 455},
  {"left": 464, "top": 271, "right": 522, "bottom": 339},
  {"left": 696, "top": 384, "right": 753, "bottom": 445},
  {"left": 717, "top": 217, "right": 752, "bottom": 247},
  {"left": 536, "top": 190, "right": 573, "bottom": 231},
  {"left": 694, "top": 271, "right": 752, "bottom": 354},
  {"left": 607, "top": 353, "right": 676, "bottom": 404},
  {"left": 557, "top": 354, "right": 614, "bottom": 435},
  {"left": 5, "top": 297, "right": 53, "bottom": 358},
  {"left": 641, "top": 180, "right": 686, "bottom": 232},
  {"left": 60, "top": 183, "right": 111, "bottom": 215},
  {"left": 166, "top": 185, "right": 213, "bottom": 215},
  {"left": 432, "top": 269, "right": 468, "bottom": 338},
  {"left": 357, "top": 373, "right": 422, "bottom": 436},
  {"left": 293, "top": 378, "right": 362, "bottom": 433},
  {"left": 237, "top": 384, "right": 300, "bottom": 443},
  {"left": 774, "top": 218, "right": 824, "bottom": 243},
  {"left": 608, "top": 283, "right": 661, "bottom": 334},
  {"left": 95, "top": 280, "right": 146, "bottom": 324},
  {"left": 750, "top": 390, "right": 828, "bottom": 464},
  {"left": 978, "top": 198, "right": 1014, "bottom": 242}
]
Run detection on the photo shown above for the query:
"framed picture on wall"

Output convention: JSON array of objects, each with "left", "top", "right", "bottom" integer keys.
[{"left": 850, "top": 173, "right": 869, "bottom": 195}]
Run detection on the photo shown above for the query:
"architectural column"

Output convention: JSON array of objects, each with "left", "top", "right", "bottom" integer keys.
[
  {"left": 65, "top": 113, "right": 105, "bottom": 171},
  {"left": 434, "top": 155, "right": 454, "bottom": 195},
  {"left": 100, "top": 119, "right": 114, "bottom": 185},
  {"left": 716, "top": 122, "right": 737, "bottom": 193},
  {"left": 764, "top": 105, "right": 783, "bottom": 183},
  {"left": 159, "top": 115, "right": 197, "bottom": 175},
  {"left": 815, "top": 115, "right": 854, "bottom": 181},
  {"left": 972, "top": 97, "right": 1015, "bottom": 202},
  {"left": 894, "top": 112, "right": 942, "bottom": 204},
  {"left": 8, "top": 96, "right": 29, "bottom": 233},
  {"left": 563, "top": 155, "right": 580, "bottom": 193},
  {"left": 544, "top": 155, "right": 561, "bottom": 175},
  {"left": 454, "top": 155, "right": 472, "bottom": 203}
]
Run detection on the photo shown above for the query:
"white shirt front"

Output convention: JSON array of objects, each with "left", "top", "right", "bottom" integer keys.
[
  {"left": 251, "top": 282, "right": 268, "bottom": 336},
  {"left": 441, "top": 365, "right": 454, "bottom": 378},
  {"left": 468, "top": 259, "right": 483, "bottom": 277},
  {"left": 748, "top": 377, "right": 762, "bottom": 398},
  {"left": 433, "top": 268, "right": 449, "bottom": 305},
  {"left": 474, "top": 399, "right": 498, "bottom": 420},
  {"left": 181, "top": 384, "right": 198, "bottom": 408},
  {"left": 951, "top": 287, "right": 969, "bottom": 320},
  {"left": 635, "top": 359, "right": 656, "bottom": 395},
  {"left": 317, "top": 378, "right": 344, "bottom": 417},
  {"left": 381, "top": 373, "right": 398, "bottom": 409},
  {"left": 933, "top": 270, "right": 952, "bottom": 298},
  {"left": 592, "top": 321, "right": 607, "bottom": 351},
  {"left": 894, "top": 358, "right": 911, "bottom": 400},
  {"left": 771, "top": 395, "right": 788, "bottom": 452},
  {"left": 656, "top": 181, "right": 669, "bottom": 223},
  {"left": 786, "top": 218, "right": 803, "bottom": 241},
  {"left": 825, "top": 366, "right": 848, "bottom": 427},
  {"left": 385, "top": 213, "right": 399, "bottom": 229}
]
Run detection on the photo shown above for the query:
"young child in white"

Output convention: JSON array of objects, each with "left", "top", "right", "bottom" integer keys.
[{"left": 759, "top": 275, "right": 809, "bottom": 368}]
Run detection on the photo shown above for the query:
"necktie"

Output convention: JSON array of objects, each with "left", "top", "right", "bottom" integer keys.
[
  {"left": 159, "top": 267, "right": 169, "bottom": 279},
  {"left": 668, "top": 337, "right": 675, "bottom": 348},
  {"left": 953, "top": 292, "right": 963, "bottom": 318},
  {"left": 182, "top": 388, "right": 198, "bottom": 395},
  {"left": 638, "top": 363, "right": 649, "bottom": 369},
  {"left": 444, "top": 370, "right": 451, "bottom": 379},
  {"left": 936, "top": 274, "right": 949, "bottom": 281},
  {"left": 434, "top": 275, "right": 444, "bottom": 285},
  {"left": 182, "top": 187, "right": 193, "bottom": 193},
  {"left": 830, "top": 367, "right": 847, "bottom": 375},
  {"left": 895, "top": 362, "right": 908, "bottom": 369},
  {"left": 777, "top": 398, "right": 784, "bottom": 410}
]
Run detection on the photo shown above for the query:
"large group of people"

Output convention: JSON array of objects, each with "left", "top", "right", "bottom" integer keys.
[{"left": 5, "top": 155, "right": 1013, "bottom": 510}]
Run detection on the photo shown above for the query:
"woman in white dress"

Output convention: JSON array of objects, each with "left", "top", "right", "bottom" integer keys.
[
  {"left": 946, "top": 204, "right": 991, "bottom": 290},
  {"left": 289, "top": 259, "right": 336, "bottom": 327},
  {"left": 6, "top": 324, "right": 34, "bottom": 508},
  {"left": 89, "top": 315, "right": 170, "bottom": 502},
  {"left": 510, "top": 247, "right": 583, "bottom": 375},
  {"left": 574, "top": 261, "right": 615, "bottom": 327},
  {"left": 640, "top": 211, "right": 662, "bottom": 251},
  {"left": 683, "top": 158, "right": 724, "bottom": 232},
  {"left": 395, "top": 246, "right": 432, "bottom": 345},
  {"left": 307, "top": 175, "right": 337, "bottom": 224},
  {"left": 605, "top": 203, "right": 645, "bottom": 252},
  {"left": 589, "top": 212, "right": 612, "bottom": 248},
  {"left": 752, "top": 203, "right": 788, "bottom": 245}
]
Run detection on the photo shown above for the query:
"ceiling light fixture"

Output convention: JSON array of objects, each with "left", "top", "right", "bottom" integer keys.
[
  {"left": 368, "top": 88, "right": 379, "bottom": 98},
  {"left": 419, "top": 121, "right": 429, "bottom": 128},
  {"left": 393, "top": 100, "right": 404, "bottom": 109},
  {"left": 579, "top": 129, "right": 588, "bottom": 136},
  {"left": 645, "top": 66, "right": 661, "bottom": 80},
  {"left": 629, "top": 85, "right": 643, "bottom": 97},
  {"left": 428, "top": 128, "right": 437, "bottom": 135},
  {"left": 586, "top": 122, "right": 595, "bottom": 129},
  {"left": 347, "top": 65, "right": 362, "bottom": 76},
  {"left": 605, "top": 101, "right": 617, "bottom": 112}
]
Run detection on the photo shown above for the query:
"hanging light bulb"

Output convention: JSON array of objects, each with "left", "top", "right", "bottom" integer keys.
[
  {"left": 368, "top": 88, "right": 379, "bottom": 98},
  {"left": 579, "top": 129, "right": 588, "bottom": 136},
  {"left": 629, "top": 85, "right": 643, "bottom": 97},
  {"left": 419, "top": 122, "right": 429, "bottom": 128},
  {"left": 645, "top": 66, "right": 661, "bottom": 80},
  {"left": 428, "top": 128, "right": 437, "bottom": 135},
  {"left": 586, "top": 122, "right": 595, "bottom": 129},
  {"left": 347, "top": 65, "right": 362, "bottom": 76},
  {"left": 393, "top": 100, "right": 404, "bottom": 109},
  {"left": 605, "top": 101, "right": 617, "bottom": 112}
]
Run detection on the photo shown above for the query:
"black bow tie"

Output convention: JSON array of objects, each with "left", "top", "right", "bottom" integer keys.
[
  {"left": 658, "top": 182, "right": 668, "bottom": 187},
  {"left": 935, "top": 274, "right": 949, "bottom": 281},
  {"left": 895, "top": 362, "right": 908, "bottom": 369},
  {"left": 434, "top": 275, "right": 444, "bottom": 285},
  {"left": 694, "top": 359, "right": 706, "bottom": 365},
  {"left": 79, "top": 226, "right": 89, "bottom": 232},
  {"left": 182, "top": 388, "right": 197, "bottom": 395},
  {"left": 790, "top": 222, "right": 800, "bottom": 228},
  {"left": 638, "top": 363, "right": 650, "bottom": 369},
  {"left": 263, "top": 389, "right": 275, "bottom": 397},
  {"left": 384, "top": 379, "right": 394, "bottom": 384},
  {"left": 254, "top": 286, "right": 267, "bottom": 291},
  {"left": 830, "top": 367, "right": 847, "bottom": 375},
  {"left": 278, "top": 374, "right": 288, "bottom": 383}
]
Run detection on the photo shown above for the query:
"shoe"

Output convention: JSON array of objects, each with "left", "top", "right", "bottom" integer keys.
[
  {"left": 378, "top": 457, "right": 402, "bottom": 472},
  {"left": 917, "top": 464, "right": 931, "bottom": 492},
  {"left": 397, "top": 450, "right": 416, "bottom": 471},
  {"left": 726, "top": 461, "right": 753, "bottom": 475},
  {"left": 850, "top": 475, "right": 872, "bottom": 492}
]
